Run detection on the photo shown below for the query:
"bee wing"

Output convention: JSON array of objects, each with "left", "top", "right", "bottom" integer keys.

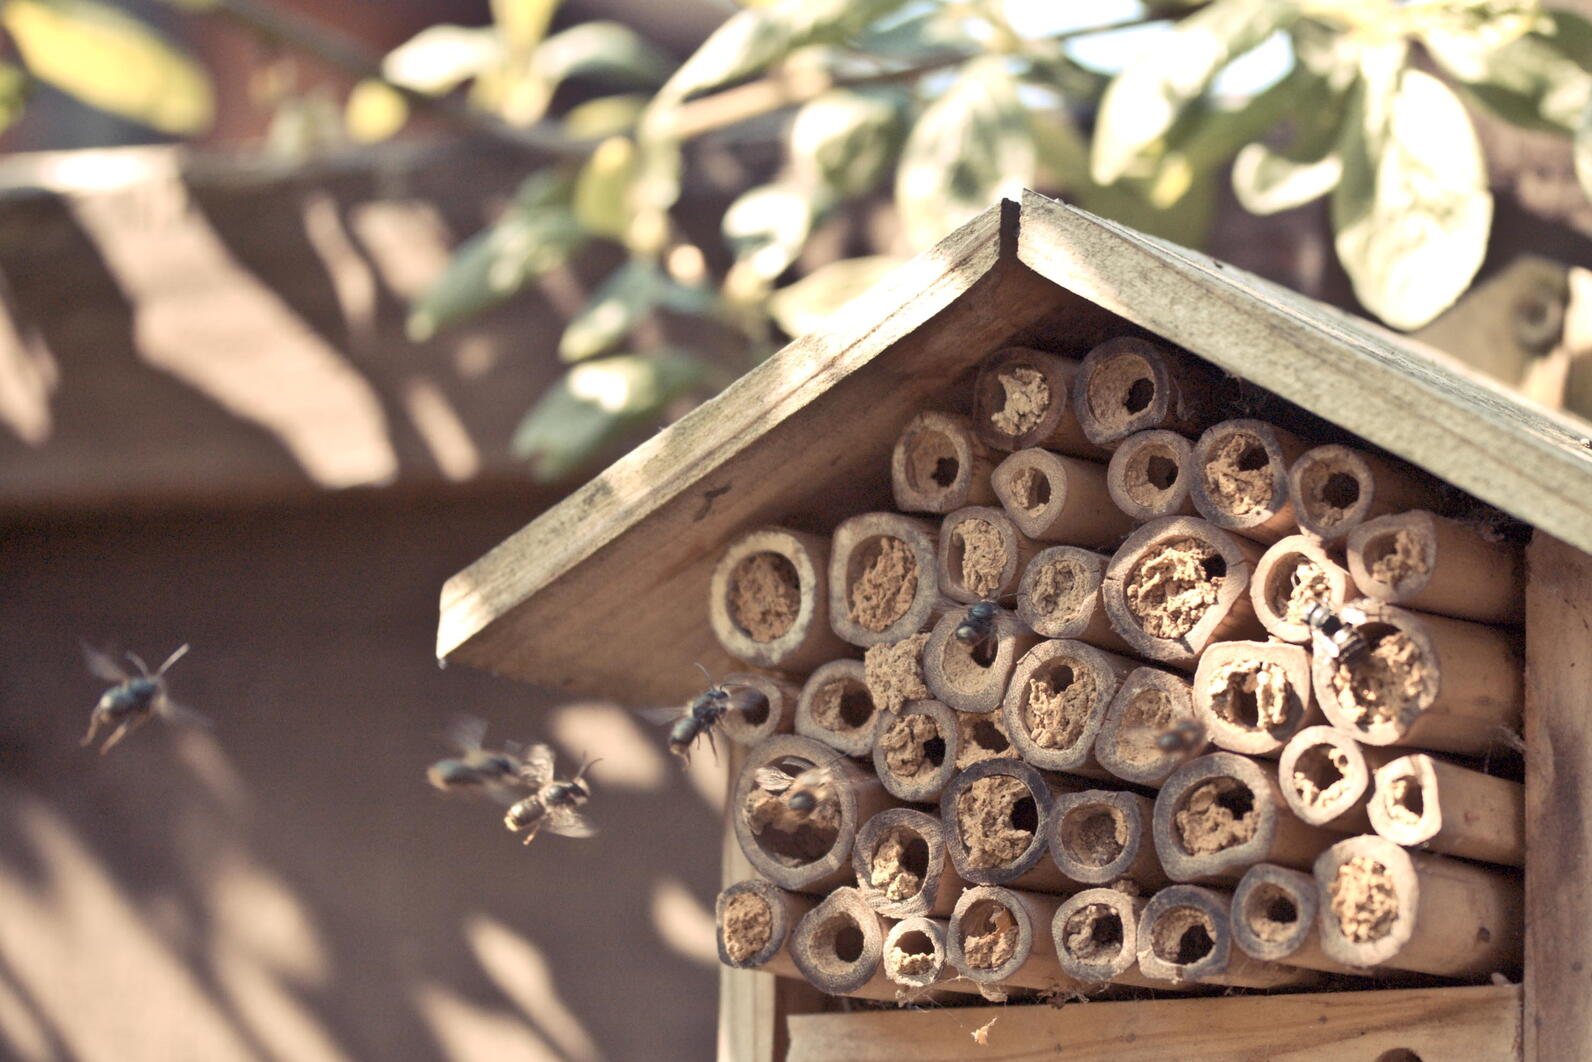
[
  {"left": 753, "top": 767, "right": 795, "bottom": 793},
  {"left": 634, "top": 705, "right": 682, "bottom": 725},
  {"left": 81, "top": 643, "right": 130, "bottom": 683},
  {"left": 725, "top": 687, "right": 768, "bottom": 716},
  {"left": 520, "top": 743, "right": 556, "bottom": 786},
  {"left": 545, "top": 806, "right": 598, "bottom": 839},
  {"left": 156, "top": 699, "right": 212, "bottom": 729},
  {"left": 446, "top": 715, "right": 489, "bottom": 753}
]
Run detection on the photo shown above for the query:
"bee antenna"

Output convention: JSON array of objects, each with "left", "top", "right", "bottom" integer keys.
[
  {"left": 125, "top": 651, "right": 151, "bottom": 678},
  {"left": 693, "top": 661, "right": 714, "bottom": 685},
  {"left": 573, "top": 755, "right": 603, "bottom": 782},
  {"left": 157, "top": 643, "right": 191, "bottom": 676}
]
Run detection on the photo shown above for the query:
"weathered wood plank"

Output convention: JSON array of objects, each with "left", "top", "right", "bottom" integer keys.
[
  {"left": 786, "top": 984, "right": 1522, "bottom": 1062},
  {"left": 1524, "top": 533, "right": 1592, "bottom": 1062}
]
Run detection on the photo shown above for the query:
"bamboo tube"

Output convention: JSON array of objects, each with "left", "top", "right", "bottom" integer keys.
[
  {"left": 922, "top": 604, "right": 1039, "bottom": 713},
  {"left": 790, "top": 886, "right": 902, "bottom": 997},
  {"left": 1050, "top": 789, "right": 1168, "bottom": 891},
  {"left": 1153, "top": 752, "right": 1343, "bottom": 883},
  {"left": 1136, "top": 884, "right": 1323, "bottom": 988},
  {"left": 948, "top": 885, "right": 1083, "bottom": 992},
  {"left": 892, "top": 411, "right": 999, "bottom": 514},
  {"left": 1288, "top": 443, "right": 1443, "bottom": 543},
  {"left": 1314, "top": 835, "right": 1523, "bottom": 976},
  {"left": 1052, "top": 888, "right": 1168, "bottom": 989},
  {"left": 1073, "top": 337, "right": 1217, "bottom": 446},
  {"left": 1192, "top": 640, "right": 1321, "bottom": 757},
  {"left": 1016, "top": 546, "right": 1131, "bottom": 653},
  {"left": 1250, "top": 534, "right": 1359, "bottom": 644},
  {"left": 861, "top": 632, "right": 931, "bottom": 717},
  {"left": 717, "top": 879, "right": 815, "bottom": 970},
  {"left": 1189, "top": 419, "right": 1310, "bottom": 544},
  {"left": 1107, "top": 428, "right": 1197, "bottom": 522},
  {"left": 732, "top": 734, "right": 893, "bottom": 893},
  {"left": 1094, "top": 668, "right": 1203, "bottom": 787},
  {"left": 1277, "top": 726, "right": 1397, "bottom": 831},
  {"left": 1001, "top": 638, "right": 1137, "bottom": 774},
  {"left": 795, "top": 660, "right": 882, "bottom": 758},
  {"left": 1347, "top": 511, "right": 1525, "bottom": 624},
  {"left": 1101, "top": 516, "right": 1266, "bottom": 668},
  {"left": 852, "top": 807, "right": 966, "bottom": 918},
  {"left": 718, "top": 671, "right": 801, "bottom": 747},
  {"left": 873, "top": 701, "right": 958, "bottom": 803},
  {"left": 829, "top": 512, "right": 942, "bottom": 647},
  {"left": 936, "top": 506, "right": 1041, "bottom": 605},
  {"left": 990, "top": 450, "right": 1135, "bottom": 546},
  {"left": 710, "top": 527, "right": 850, "bottom": 671},
  {"left": 940, "top": 758, "right": 1077, "bottom": 894},
  {"left": 1230, "top": 864, "right": 1366, "bottom": 975},
  {"left": 1366, "top": 754, "right": 1526, "bottom": 867},
  {"left": 1310, "top": 600, "right": 1523, "bottom": 755},
  {"left": 882, "top": 916, "right": 958, "bottom": 993},
  {"left": 951, "top": 706, "right": 1021, "bottom": 771},
  {"left": 972, "top": 347, "right": 1103, "bottom": 457}
]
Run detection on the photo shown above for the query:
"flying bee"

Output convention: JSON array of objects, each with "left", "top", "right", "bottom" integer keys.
[
  {"left": 641, "top": 666, "right": 768, "bottom": 763},
  {"left": 1155, "top": 719, "right": 1206, "bottom": 756},
  {"left": 1302, "top": 601, "right": 1368, "bottom": 660},
  {"left": 503, "top": 743, "right": 600, "bottom": 845},
  {"left": 427, "top": 716, "right": 526, "bottom": 799},
  {"left": 752, "top": 754, "right": 845, "bottom": 817},
  {"left": 80, "top": 643, "right": 207, "bottom": 754}
]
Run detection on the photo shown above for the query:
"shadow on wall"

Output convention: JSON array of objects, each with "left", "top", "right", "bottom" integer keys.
[{"left": 0, "top": 490, "right": 725, "bottom": 1061}]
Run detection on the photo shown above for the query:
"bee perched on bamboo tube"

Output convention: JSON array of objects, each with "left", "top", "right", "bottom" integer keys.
[
  {"left": 80, "top": 642, "right": 206, "bottom": 754},
  {"left": 502, "top": 744, "right": 599, "bottom": 845}
]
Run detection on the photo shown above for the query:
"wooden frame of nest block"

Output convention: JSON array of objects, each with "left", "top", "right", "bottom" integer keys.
[{"left": 438, "top": 193, "right": 1592, "bottom": 1062}]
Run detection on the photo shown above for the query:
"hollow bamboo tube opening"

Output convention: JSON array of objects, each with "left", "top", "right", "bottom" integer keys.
[
  {"left": 1310, "top": 600, "right": 1523, "bottom": 754},
  {"left": 1277, "top": 725, "right": 1394, "bottom": 831},
  {"left": 1190, "top": 419, "right": 1308, "bottom": 544},
  {"left": 1153, "top": 752, "right": 1341, "bottom": 883},
  {"left": 1193, "top": 640, "right": 1319, "bottom": 757},
  {"left": 1050, "top": 789, "right": 1167, "bottom": 890},
  {"left": 733, "top": 734, "right": 890, "bottom": 893},
  {"left": 1251, "top": 535, "right": 1359, "bottom": 644},
  {"left": 1367, "top": 754, "right": 1525, "bottom": 867},
  {"left": 991, "top": 450, "right": 1134, "bottom": 547},
  {"left": 1288, "top": 443, "right": 1442, "bottom": 543},
  {"left": 952, "top": 707, "right": 1020, "bottom": 771},
  {"left": 1052, "top": 888, "right": 1156, "bottom": 987},
  {"left": 1314, "top": 835, "right": 1523, "bottom": 977},
  {"left": 1347, "top": 510, "right": 1525, "bottom": 624},
  {"left": 717, "top": 879, "right": 817, "bottom": 969},
  {"left": 1230, "top": 863, "right": 1365, "bottom": 975},
  {"left": 718, "top": 672, "right": 801, "bottom": 747},
  {"left": 1015, "top": 546, "right": 1129, "bottom": 652},
  {"left": 1074, "top": 337, "right": 1215, "bottom": 446},
  {"left": 873, "top": 700, "right": 958, "bottom": 803},
  {"left": 973, "top": 347, "right": 1103, "bottom": 457},
  {"left": 1107, "top": 428, "right": 1196, "bottom": 521},
  {"left": 1102, "top": 516, "right": 1265, "bottom": 668},
  {"left": 937, "top": 506, "right": 1039, "bottom": 605},
  {"left": 795, "top": 660, "right": 882, "bottom": 757},
  {"left": 892, "top": 411, "right": 999, "bottom": 514},
  {"left": 883, "top": 916, "right": 953, "bottom": 991},
  {"left": 948, "top": 885, "right": 1077, "bottom": 992},
  {"left": 829, "top": 512, "right": 941, "bottom": 647},
  {"left": 1001, "top": 638, "right": 1135, "bottom": 773},
  {"left": 941, "top": 758, "right": 1072, "bottom": 893},
  {"left": 710, "top": 527, "right": 849, "bottom": 672},
  {"left": 922, "top": 604, "right": 1038, "bottom": 713},
  {"left": 1137, "top": 884, "right": 1323, "bottom": 988},
  {"left": 1094, "top": 667, "right": 1203, "bottom": 787},
  {"left": 790, "top": 887, "right": 893, "bottom": 996},
  {"left": 852, "top": 807, "right": 965, "bottom": 918}
]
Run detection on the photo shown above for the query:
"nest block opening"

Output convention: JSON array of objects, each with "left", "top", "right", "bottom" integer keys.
[
  {"left": 869, "top": 827, "right": 931, "bottom": 902},
  {"left": 1290, "top": 743, "right": 1353, "bottom": 808},
  {"left": 1362, "top": 528, "right": 1431, "bottom": 591},
  {"left": 1009, "top": 465, "right": 1052, "bottom": 515},
  {"left": 1151, "top": 906, "right": 1216, "bottom": 966},
  {"left": 1203, "top": 431, "right": 1275, "bottom": 516},
  {"left": 1125, "top": 536, "right": 1225, "bottom": 639},
  {"left": 1384, "top": 775, "right": 1426, "bottom": 825},
  {"left": 889, "top": 930, "right": 938, "bottom": 977},
  {"left": 1329, "top": 855, "right": 1399, "bottom": 944},
  {"left": 812, "top": 915, "right": 866, "bottom": 971},
  {"left": 990, "top": 368, "right": 1051, "bottom": 436},
  {"left": 847, "top": 536, "right": 919, "bottom": 632},
  {"left": 956, "top": 711, "right": 1013, "bottom": 768},
  {"left": 940, "top": 632, "right": 1000, "bottom": 690},
  {"left": 1297, "top": 452, "right": 1364, "bottom": 527},
  {"left": 1062, "top": 903, "right": 1125, "bottom": 962},
  {"left": 812, "top": 678, "right": 875, "bottom": 732},
  {"left": 904, "top": 426, "right": 961, "bottom": 493},
  {"left": 960, "top": 899, "right": 1020, "bottom": 969},
  {"left": 956, "top": 775, "right": 1038, "bottom": 868},
  {"left": 745, "top": 760, "right": 842, "bottom": 866},
  {"left": 1267, "top": 552, "right": 1332, "bottom": 627},
  {"left": 1206, "top": 659, "right": 1292, "bottom": 732},
  {"left": 1023, "top": 660, "right": 1096, "bottom": 750},
  {"left": 864, "top": 634, "right": 931, "bottom": 714},
  {"left": 1087, "top": 353, "right": 1155, "bottom": 434},
  {"left": 728, "top": 552, "right": 801, "bottom": 642},
  {"left": 1174, "top": 777, "right": 1258, "bottom": 856},
  {"left": 1243, "top": 882, "right": 1300, "bottom": 944},
  {"left": 1060, "top": 805, "right": 1129, "bottom": 869},
  {"left": 1028, "top": 554, "right": 1087, "bottom": 620},
  {"left": 1327, "top": 624, "right": 1433, "bottom": 728},
  {"left": 1116, "top": 687, "right": 1181, "bottom": 766},
  {"left": 878, "top": 712, "right": 945, "bottom": 778},
  {"left": 951, "top": 518, "right": 1006, "bottom": 597},
  {"left": 722, "top": 891, "right": 775, "bottom": 963}
]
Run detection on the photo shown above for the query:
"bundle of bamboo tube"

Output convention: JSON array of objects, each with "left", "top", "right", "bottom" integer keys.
[{"left": 705, "top": 337, "right": 1526, "bottom": 1006}]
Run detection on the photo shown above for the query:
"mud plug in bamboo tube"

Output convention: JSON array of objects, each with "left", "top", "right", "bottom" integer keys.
[
  {"left": 941, "top": 758, "right": 1074, "bottom": 893},
  {"left": 1107, "top": 429, "right": 1197, "bottom": 521},
  {"left": 1189, "top": 419, "right": 1309, "bottom": 544},
  {"left": 852, "top": 807, "right": 966, "bottom": 918},
  {"left": 1094, "top": 667, "right": 1203, "bottom": 787},
  {"left": 863, "top": 632, "right": 931, "bottom": 716},
  {"left": 1136, "top": 884, "right": 1322, "bottom": 988},
  {"left": 936, "top": 506, "right": 1040, "bottom": 605},
  {"left": 710, "top": 527, "right": 850, "bottom": 671},
  {"left": 717, "top": 878, "right": 818, "bottom": 976},
  {"left": 872, "top": 700, "right": 958, "bottom": 803},
  {"left": 1310, "top": 600, "right": 1523, "bottom": 755},
  {"left": 1001, "top": 638, "right": 1135, "bottom": 774},
  {"left": 973, "top": 347, "right": 1104, "bottom": 457},
  {"left": 1153, "top": 752, "right": 1342, "bottom": 883},
  {"left": 1277, "top": 725, "right": 1394, "bottom": 832},
  {"left": 1347, "top": 510, "right": 1525, "bottom": 624},
  {"left": 790, "top": 886, "right": 900, "bottom": 998},
  {"left": 1050, "top": 790, "right": 1168, "bottom": 891},
  {"left": 1073, "top": 337, "right": 1216, "bottom": 446},
  {"left": 1251, "top": 534, "right": 1359, "bottom": 644},
  {"left": 1052, "top": 887, "right": 1165, "bottom": 988},
  {"left": 1101, "top": 515, "right": 1265, "bottom": 668},
  {"left": 1366, "top": 754, "right": 1525, "bottom": 867},
  {"left": 795, "top": 659, "right": 883, "bottom": 757},
  {"left": 1314, "top": 835, "right": 1523, "bottom": 977},
  {"left": 1288, "top": 443, "right": 1442, "bottom": 543},
  {"left": 948, "top": 885, "right": 1081, "bottom": 993},
  {"left": 1192, "top": 640, "right": 1320, "bottom": 757},
  {"left": 1015, "top": 546, "right": 1130, "bottom": 652},
  {"left": 882, "top": 916, "right": 956, "bottom": 993},
  {"left": 733, "top": 734, "right": 892, "bottom": 893},
  {"left": 891, "top": 411, "right": 999, "bottom": 514},
  {"left": 1230, "top": 863, "right": 1365, "bottom": 976},
  {"left": 922, "top": 604, "right": 1038, "bottom": 713},
  {"left": 990, "top": 449, "right": 1134, "bottom": 547},
  {"left": 828, "top": 512, "right": 941, "bottom": 647},
  {"left": 717, "top": 672, "right": 801, "bottom": 747}
]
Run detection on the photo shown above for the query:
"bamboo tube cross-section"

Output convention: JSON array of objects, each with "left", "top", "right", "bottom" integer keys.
[
  {"left": 1366, "top": 754, "right": 1526, "bottom": 867},
  {"left": 921, "top": 604, "right": 1038, "bottom": 713},
  {"left": 1136, "top": 884, "right": 1323, "bottom": 989},
  {"left": 1288, "top": 443, "right": 1442, "bottom": 543},
  {"left": 1347, "top": 510, "right": 1525, "bottom": 624},
  {"left": 972, "top": 347, "right": 1101, "bottom": 457},
  {"left": 1230, "top": 863, "right": 1367, "bottom": 976},
  {"left": 1015, "top": 546, "right": 1129, "bottom": 652},
  {"left": 1251, "top": 534, "right": 1359, "bottom": 644},
  {"left": 948, "top": 885, "right": 1080, "bottom": 993},
  {"left": 1107, "top": 429, "right": 1197, "bottom": 521},
  {"left": 710, "top": 527, "right": 849, "bottom": 671},
  {"left": 940, "top": 758, "right": 1074, "bottom": 894},
  {"left": 852, "top": 807, "right": 966, "bottom": 918},
  {"left": 1073, "top": 337, "right": 1216, "bottom": 446},
  {"left": 1001, "top": 638, "right": 1136, "bottom": 774},
  {"left": 828, "top": 512, "right": 942, "bottom": 647},
  {"left": 1052, "top": 887, "right": 1160, "bottom": 988},
  {"left": 1093, "top": 667, "right": 1203, "bottom": 786},
  {"left": 795, "top": 660, "right": 883, "bottom": 758},
  {"left": 717, "top": 671, "right": 801, "bottom": 747},
  {"left": 1050, "top": 789, "right": 1167, "bottom": 891},
  {"left": 990, "top": 449, "right": 1133, "bottom": 546},
  {"left": 881, "top": 916, "right": 955, "bottom": 993},
  {"left": 790, "top": 887, "right": 897, "bottom": 997},
  {"left": 1192, "top": 640, "right": 1320, "bottom": 757},
  {"left": 891, "top": 411, "right": 999, "bottom": 514},
  {"left": 1277, "top": 725, "right": 1395, "bottom": 832},
  {"left": 1189, "top": 419, "right": 1309, "bottom": 544},
  {"left": 872, "top": 700, "right": 958, "bottom": 803},
  {"left": 936, "top": 506, "right": 1039, "bottom": 604}
]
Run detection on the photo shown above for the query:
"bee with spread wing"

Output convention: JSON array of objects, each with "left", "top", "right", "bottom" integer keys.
[
  {"left": 81, "top": 643, "right": 208, "bottom": 754},
  {"left": 503, "top": 743, "right": 600, "bottom": 845},
  {"left": 640, "top": 666, "right": 769, "bottom": 763},
  {"left": 426, "top": 716, "right": 527, "bottom": 800}
]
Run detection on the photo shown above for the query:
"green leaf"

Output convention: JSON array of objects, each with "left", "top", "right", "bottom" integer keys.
[
  {"left": 1333, "top": 65, "right": 1493, "bottom": 331},
  {"left": 563, "top": 93, "right": 648, "bottom": 139},
  {"left": 1231, "top": 143, "right": 1342, "bottom": 214},
  {"left": 558, "top": 261, "right": 662, "bottom": 361},
  {"left": 512, "top": 351, "right": 706, "bottom": 480},
  {"left": 345, "top": 79, "right": 408, "bottom": 144},
  {"left": 573, "top": 136, "right": 637, "bottom": 238},
  {"left": 1090, "top": 0, "right": 1301, "bottom": 185},
  {"left": 407, "top": 172, "right": 586, "bottom": 342},
  {"left": 768, "top": 255, "right": 903, "bottom": 336},
  {"left": 3, "top": 0, "right": 213, "bottom": 135},
  {"left": 382, "top": 24, "right": 501, "bottom": 96},
  {"left": 896, "top": 56, "right": 1034, "bottom": 251},
  {"left": 492, "top": 0, "right": 560, "bottom": 57},
  {"left": 722, "top": 181, "right": 815, "bottom": 280},
  {"left": 1230, "top": 36, "right": 1353, "bottom": 216},
  {"left": 1423, "top": 10, "right": 1592, "bottom": 133},
  {"left": 534, "top": 21, "right": 675, "bottom": 88},
  {"left": 789, "top": 88, "right": 906, "bottom": 201}
]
